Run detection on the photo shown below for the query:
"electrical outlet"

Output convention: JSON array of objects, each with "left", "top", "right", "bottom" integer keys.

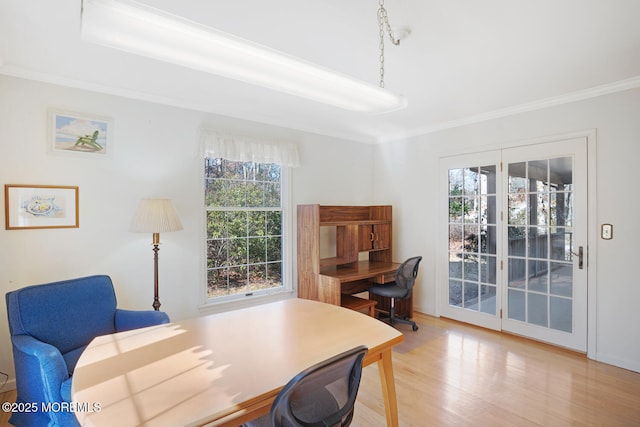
[{"left": 601, "top": 224, "right": 613, "bottom": 240}]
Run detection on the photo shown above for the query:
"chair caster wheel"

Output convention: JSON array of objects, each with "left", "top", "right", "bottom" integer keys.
[{"left": 412, "top": 324, "right": 419, "bottom": 331}]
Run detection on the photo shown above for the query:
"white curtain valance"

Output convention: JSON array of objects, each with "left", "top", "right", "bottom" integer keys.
[{"left": 202, "top": 131, "right": 300, "bottom": 168}]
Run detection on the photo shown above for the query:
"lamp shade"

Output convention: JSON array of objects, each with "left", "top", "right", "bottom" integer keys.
[{"left": 130, "top": 198, "right": 183, "bottom": 233}]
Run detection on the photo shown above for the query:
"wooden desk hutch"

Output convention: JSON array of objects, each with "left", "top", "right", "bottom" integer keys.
[{"left": 297, "top": 204, "right": 412, "bottom": 318}]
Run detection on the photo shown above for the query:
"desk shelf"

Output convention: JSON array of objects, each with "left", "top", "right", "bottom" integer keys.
[{"left": 297, "top": 204, "right": 396, "bottom": 307}]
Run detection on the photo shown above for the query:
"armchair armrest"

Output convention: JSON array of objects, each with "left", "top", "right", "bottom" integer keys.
[
  {"left": 10, "top": 335, "right": 69, "bottom": 404},
  {"left": 115, "top": 309, "right": 170, "bottom": 332}
]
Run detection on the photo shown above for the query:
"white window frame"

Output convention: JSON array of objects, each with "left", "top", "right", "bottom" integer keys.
[{"left": 198, "top": 132, "right": 298, "bottom": 313}]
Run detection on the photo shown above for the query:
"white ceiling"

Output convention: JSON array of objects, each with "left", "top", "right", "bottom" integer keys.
[{"left": 1, "top": 0, "right": 640, "bottom": 143}]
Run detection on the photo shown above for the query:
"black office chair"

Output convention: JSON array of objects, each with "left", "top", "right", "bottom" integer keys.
[
  {"left": 243, "top": 345, "right": 368, "bottom": 427},
  {"left": 368, "top": 256, "right": 422, "bottom": 331}
]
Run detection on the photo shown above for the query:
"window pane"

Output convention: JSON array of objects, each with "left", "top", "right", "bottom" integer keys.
[
  {"left": 266, "top": 236, "right": 282, "bottom": 262},
  {"left": 205, "top": 158, "right": 285, "bottom": 300},
  {"left": 207, "top": 211, "right": 226, "bottom": 238},
  {"left": 207, "top": 239, "right": 227, "bottom": 268},
  {"left": 248, "top": 211, "right": 266, "bottom": 236},
  {"left": 248, "top": 237, "right": 266, "bottom": 263},
  {"left": 205, "top": 179, "right": 226, "bottom": 207},
  {"left": 208, "top": 268, "right": 229, "bottom": 297}
]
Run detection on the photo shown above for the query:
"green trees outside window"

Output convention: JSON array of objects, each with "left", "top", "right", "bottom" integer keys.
[{"left": 205, "top": 158, "right": 283, "bottom": 298}]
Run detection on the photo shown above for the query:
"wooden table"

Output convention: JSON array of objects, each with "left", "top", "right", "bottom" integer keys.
[{"left": 72, "top": 298, "right": 404, "bottom": 427}]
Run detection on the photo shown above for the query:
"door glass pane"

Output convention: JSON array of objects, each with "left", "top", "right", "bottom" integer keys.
[
  {"left": 508, "top": 289, "right": 526, "bottom": 321},
  {"left": 464, "top": 167, "right": 480, "bottom": 195},
  {"left": 449, "top": 254, "right": 462, "bottom": 279},
  {"left": 550, "top": 263, "right": 572, "bottom": 297},
  {"left": 464, "top": 282, "right": 479, "bottom": 310},
  {"left": 508, "top": 162, "right": 526, "bottom": 192},
  {"left": 550, "top": 229, "right": 572, "bottom": 261},
  {"left": 480, "top": 225, "right": 496, "bottom": 254},
  {"left": 448, "top": 164, "right": 498, "bottom": 316},
  {"left": 508, "top": 195, "right": 527, "bottom": 225},
  {"left": 507, "top": 156, "right": 575, "bottom": 333},
  {"left": 508, "top": 258, "right": 526, "bottom": 289},
  {"left": 528, "top": 160, "right": 548, "bottom": 192},
  {"left": 528, "top": 293, "right": 548, "bottom": 327},
  {"left": 528, "top": 226, "right": 548, "bottom": 259},
  {"left": 528, "top": 260, "right": 548, "bottom": 293},
  {"left": 449, "top": 169, "right": 463, "bottom": 194},
  {"left": 449, "top": 280, "right": 462, "bottom": 306},
  {"left": 550, "top": 297, "right": 572, "bottom": 332},
  {"left": 508, "top": 227, "right": 526, "bottom": 256},
  {"left": 480, "top": 256, "right": 497, "bottom": 284},
  {"left": 480, "top": 285, "right": 497, "bottom": 315}
]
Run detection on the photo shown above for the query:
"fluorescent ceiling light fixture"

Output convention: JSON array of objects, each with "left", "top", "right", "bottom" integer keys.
[{"left": 81, "top": 0, "right": 407, "bottom": 113}]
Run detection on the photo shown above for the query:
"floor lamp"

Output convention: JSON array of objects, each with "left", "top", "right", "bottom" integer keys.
[{"left": 130, "top": 198, "right": 183, "bottom": 311}]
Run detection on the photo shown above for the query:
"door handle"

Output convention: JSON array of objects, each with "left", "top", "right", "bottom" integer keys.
[{"left": 571, "top": 246, "right": 584, "bottom": 269}]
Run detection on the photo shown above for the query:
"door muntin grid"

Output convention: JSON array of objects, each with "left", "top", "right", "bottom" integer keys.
[
  {"left": 448, "top": 165, "right": 498, "bottom": 315},
  {"left": 507, "top": 157, "right": 574, "bottom": 332}
]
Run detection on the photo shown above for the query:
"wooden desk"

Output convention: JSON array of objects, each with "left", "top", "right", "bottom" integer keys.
[
  {"left": 321, "top": 260, "right": 400, "bottom": 285},
  {"left": 72, "top": 298, "right": 403, "bottom": 427}
]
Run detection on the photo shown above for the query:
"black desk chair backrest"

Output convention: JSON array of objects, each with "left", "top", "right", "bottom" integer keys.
[
  {"left": 368, "top": 256, "right": 423, "bottom": 331},
  {"left": 393, "top": 255, "right": 423, "bottom": 298},
  {"left": 244, "top": 345, "right": 368, "bottom": 427}
]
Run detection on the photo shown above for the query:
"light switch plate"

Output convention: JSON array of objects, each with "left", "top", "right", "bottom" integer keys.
[{"left": 601, "top": 224, "right": 613, "bottom": 240}]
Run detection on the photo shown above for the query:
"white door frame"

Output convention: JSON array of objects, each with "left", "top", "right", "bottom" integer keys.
[{"left": 436, "top": 129, "right": 597, "bottom": 358}]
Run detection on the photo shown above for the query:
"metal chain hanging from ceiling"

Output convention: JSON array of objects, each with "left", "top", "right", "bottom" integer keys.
[{"left": 378, "top": 0, "right": 400, "bottom": 88}]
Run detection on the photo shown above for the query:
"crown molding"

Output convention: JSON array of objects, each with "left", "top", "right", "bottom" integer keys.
[{"left": 378, "top": 75, "right": 640, "bottom": 143}]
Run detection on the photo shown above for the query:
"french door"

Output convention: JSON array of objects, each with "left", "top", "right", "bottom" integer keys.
[{"left": 439, "top": 137, "right": 588, "bottom": 351}]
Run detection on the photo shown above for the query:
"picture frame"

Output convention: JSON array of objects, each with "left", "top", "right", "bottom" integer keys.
[
  {"left": 4, "top": 185, "right": 79, "bottom": 230},
  {"left": 49, "top": 109, "right": 113, "bottom": 157}
]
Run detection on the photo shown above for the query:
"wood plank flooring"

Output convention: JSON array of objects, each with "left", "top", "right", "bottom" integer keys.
[
  {"left": 354, "top": 313, "right": 640, "bottom": 426},
  {"left": 2, "top": 312, "right": 639, "bottom": 426}
]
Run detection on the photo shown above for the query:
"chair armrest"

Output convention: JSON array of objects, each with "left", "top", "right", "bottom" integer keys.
[
  {"left": 10, "top": 335, "right": 69, "bottom": 403},
  {"left": 115, "top": 309, "right": 170, "bottom": 332}
]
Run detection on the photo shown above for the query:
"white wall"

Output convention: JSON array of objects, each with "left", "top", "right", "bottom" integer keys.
[
  {"left": 373, "top": 87, "right": 640, "bottom": 373},
  {"left": 2, "top": 73, "right": 638, "bottom": 389},
  {"left": 0, "top": 75, "right": 375, "bottom": 389}
]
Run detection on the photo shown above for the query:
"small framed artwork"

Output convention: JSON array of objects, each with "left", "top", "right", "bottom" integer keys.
[
  {"left": 49, "top": 109, "right": 113, "bottom": 156},
  {"left": 4, "top": 185, "right": 79, "bottom": 230}
]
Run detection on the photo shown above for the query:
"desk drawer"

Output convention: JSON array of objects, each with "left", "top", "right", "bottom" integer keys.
[{"left": 369, "top": 273, "right": 395, "bottom": 284}]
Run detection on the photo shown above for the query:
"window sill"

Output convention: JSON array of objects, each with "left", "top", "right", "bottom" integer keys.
[{"left": 197, "top": 289, "right": 296, "bottom": 316}]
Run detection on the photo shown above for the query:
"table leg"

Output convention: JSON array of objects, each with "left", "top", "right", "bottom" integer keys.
[{"left": 377, "top": 349, "right": 399, "bottom": 427}]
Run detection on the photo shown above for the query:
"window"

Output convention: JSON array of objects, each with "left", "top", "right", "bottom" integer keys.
[{"left": 202, "top": 133, "right": 299, "bottom": 303}]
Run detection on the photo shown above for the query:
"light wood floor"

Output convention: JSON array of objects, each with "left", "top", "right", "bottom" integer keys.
[
  {"left": 354, "top": 313, "right": 640, "bottom": 426},
  {"left": 2, "top": 313, "right": 639, "bottom": 426}
]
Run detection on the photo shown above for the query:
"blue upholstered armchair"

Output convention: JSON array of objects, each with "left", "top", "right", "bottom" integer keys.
[{"left": 5, "top": 275, "right": 170, "bottom": 427}]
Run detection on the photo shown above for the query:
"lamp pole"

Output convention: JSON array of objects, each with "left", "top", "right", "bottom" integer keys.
[{"left": 152, "top": 232, "right": 161, "bottom": 311}]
